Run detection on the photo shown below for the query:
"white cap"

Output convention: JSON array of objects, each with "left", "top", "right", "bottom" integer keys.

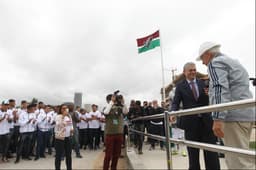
[
  {"left": 196, "top": 42, "right": 221, "bottom": 61},
  {"left": 2, "top": 100, "right": 9, "bottom": 105}
]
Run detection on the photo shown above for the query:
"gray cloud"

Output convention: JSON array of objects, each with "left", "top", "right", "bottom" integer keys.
[{"left": 0, "top": 0, "right": 255, "bottom": 107}]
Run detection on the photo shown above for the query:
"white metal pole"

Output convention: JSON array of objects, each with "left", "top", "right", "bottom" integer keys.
[{"left": 159, "top": 30, "right": 166, "bottom": 103}]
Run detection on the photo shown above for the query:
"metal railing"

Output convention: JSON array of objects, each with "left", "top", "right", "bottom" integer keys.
[{"left": 128, "top": 98, "right": 256, "bottom": 170}]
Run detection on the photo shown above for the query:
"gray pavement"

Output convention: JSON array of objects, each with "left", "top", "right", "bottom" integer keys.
[
  {"left": 127, "top": 143, "right": 227, "bottom": 169},
  {"left": 0, "top": 149, "right": 102, "bottom": 169},
  {"left": 127, "top": 128, "right": 255, "bottom": 169}
]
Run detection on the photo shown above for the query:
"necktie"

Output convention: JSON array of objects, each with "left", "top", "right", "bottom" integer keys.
[{"left": 190, "top": 81, "right": 198, "bottom": 100}]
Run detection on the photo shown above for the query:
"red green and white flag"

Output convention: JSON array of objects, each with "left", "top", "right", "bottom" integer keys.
[{"left": 136, "top": 30, "right": 160, "bottom": 54}]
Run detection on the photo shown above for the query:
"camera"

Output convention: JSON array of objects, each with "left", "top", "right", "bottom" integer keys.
[
  {"left": 113, "top": 90, "right": 123, "bottom": 107},
  {"left": 249, "top": 78, "right": 256, "bottom": 86}
]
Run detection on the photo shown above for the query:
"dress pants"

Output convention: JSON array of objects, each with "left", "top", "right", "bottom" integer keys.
[
  {"left": 185, "top": 118, "right": 220, "bottom": 170},
  {"left": 0, "top": 134, "right": 10, "bottom": 160},
  {"left": 103, "top": 134, "right": 123, "bottom": 170},
  {"left": 55, "top": 137, "right": 72, "bottom": 170},
  {"left": 16, "top": 132, "right": 32, "bottom": 160}
]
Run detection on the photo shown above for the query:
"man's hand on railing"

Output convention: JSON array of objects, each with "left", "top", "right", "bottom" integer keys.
[
  {"left": 212, "top": 120, "right": 224, "bottom": 138},
  {"left": 169, "top": 116, "right": 176, "bottom": 123}
]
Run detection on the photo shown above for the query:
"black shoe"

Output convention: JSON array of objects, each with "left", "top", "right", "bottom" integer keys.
[
  {"left": 40, "top": 155, "right": 46, "bottom": 158},
  {"left": 2, "top": 157, "right": 9, "bottom": 162},
  {"left": 14, "top": 159, "right": 19, "bottom": 164},
  {"left": 76, "top": 155, "right": 82, "bottom": 158},
  {"left": 7, "top": 154, "right": 14, "bottom": 158},
  {"left": 34, "top": 157, "right": 39, "bottom": 161},
  {"left": 26, "top": 157, "right": 32, "bottom": 160}
]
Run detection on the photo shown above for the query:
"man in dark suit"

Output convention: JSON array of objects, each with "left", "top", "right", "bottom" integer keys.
[{"left": 170, "top": 62, "right": 220, "bottom": 170}]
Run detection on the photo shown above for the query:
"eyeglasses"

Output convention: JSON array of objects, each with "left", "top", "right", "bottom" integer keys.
[{"left": 62, "top": 107, "right": 68, "bottom": 109}]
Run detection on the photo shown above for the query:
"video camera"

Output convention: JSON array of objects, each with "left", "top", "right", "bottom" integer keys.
[{"left": 113, "top": 90, "right": 123, "bottom": 107}]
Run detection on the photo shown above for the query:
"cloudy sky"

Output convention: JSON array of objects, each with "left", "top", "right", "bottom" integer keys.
[{"left": 0, "top": 0, "right": 255, "bottom": 107}]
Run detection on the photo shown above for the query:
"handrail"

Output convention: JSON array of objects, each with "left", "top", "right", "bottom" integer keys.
[
  {"left": 131, "top": 99, "right": 255, "bottom": 121},
  {"left": 128, "top": 98, "right": 256, "bottom": 170},
  {"left": 129, "top": 129, "right": 256, "bottom": 158}
]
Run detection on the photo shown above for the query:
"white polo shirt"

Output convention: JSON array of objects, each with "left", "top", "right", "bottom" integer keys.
[
  {"left": 19, "top": 111, "right": 37, "bottom": 133},
  {"left": 87, "top": 111, "right": 101, "bottom": 129},
  {"left": 0, "top": 110, "right": 10, "bottom": 135},
  {"left": 78, "top": 113, "right": 89, "bottom": 129}
]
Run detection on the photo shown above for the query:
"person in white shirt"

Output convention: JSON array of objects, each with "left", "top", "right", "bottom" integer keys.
[
  {"left": 15, "top": 100, "right": 28, "bottom": 154},
  {"left": 78, "top": 109, "right": 89, "bottom": 150},
  {"left": 0, "top": 100, "right": 11, "bottom": 162},
  {"left": 99, "top": 112, "right": 106, "bottom": 145},
  {"left": 7, "top": 99, "right": 16, "bottom": 155},
  {"left": 45, "top": 106, "right": 55, "bottom": 155},
  {"left": 35, "top": 101, "right": 48, "bottom": 160},
  {"left": 54, "top": 104, "right": 73, "bottom": 170},
  {"left": 87, "top": 104, "right": 101, "bottom": 150},
  {"left": 15, "top": 104, "right": 37, "bottom": 163}
]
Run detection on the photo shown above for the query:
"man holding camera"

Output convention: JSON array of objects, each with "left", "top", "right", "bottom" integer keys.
[{"left": 103, "top": 91, "right": 128, "bottom": 170}]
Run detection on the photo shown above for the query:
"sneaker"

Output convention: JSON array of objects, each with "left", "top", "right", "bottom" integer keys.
[
  {"left": 171, "top": 150, "right": 178, "bottom": 155},
  {"left": 182, "top": 150, "right": 187, "bottom": 157}
]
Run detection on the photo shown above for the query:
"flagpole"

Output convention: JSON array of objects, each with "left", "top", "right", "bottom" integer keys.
[
  {"left": 159, "top": 30, "right": 166, "bottom": 103},
  {"left": 159, "top": 30, "right": 172, "bottom": 170}
]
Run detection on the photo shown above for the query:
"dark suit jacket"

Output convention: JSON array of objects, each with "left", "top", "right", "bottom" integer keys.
[{"left": 171, "top": 79, "right": 213, "bottom": 131}]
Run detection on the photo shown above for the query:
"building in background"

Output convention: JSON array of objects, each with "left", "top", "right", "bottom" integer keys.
[{"left": 74, "top": 92, "right": 82, "bottom": 108}]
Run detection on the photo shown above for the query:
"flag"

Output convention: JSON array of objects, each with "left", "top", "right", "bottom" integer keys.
[{"left": 136, "top": 30, "right": 160, "bottom": 53}]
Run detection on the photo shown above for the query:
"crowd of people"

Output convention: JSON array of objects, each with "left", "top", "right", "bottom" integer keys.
[
  {"left": 0, "top": 100, "right": 107, "bottom": 164},
  {"left": 0, "top": 42, "right": 255, "bottom": 170}
]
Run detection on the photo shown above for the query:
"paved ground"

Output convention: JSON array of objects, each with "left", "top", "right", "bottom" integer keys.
[
  {"left": 127, "top": 143, "right": 227, "bottom": 169},
  {"left": 127, "top": 128, "right": 256, "bottom": 169},
  {"left": 0, "top": 147, "right": 128, "bottom": 170},
  {"left": 0, "top": 128, "right": 254, "bottom": 169},
  {"left": 93, "top": 148, "right": 128, "bottom": 169},
  {"left": 0, "top": 149, "right": 104, "bottom": 169}
]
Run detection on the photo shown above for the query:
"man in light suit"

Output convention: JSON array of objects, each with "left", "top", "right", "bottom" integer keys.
[
  {"left": 197, "top": 42, "right": 255, "bottom": 169},
  {"left": 170, "top": 62, "right": 220, "bottom": 170}
]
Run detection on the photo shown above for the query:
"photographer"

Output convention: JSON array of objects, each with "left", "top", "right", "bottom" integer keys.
[{"left": 103, "top": 91, "right": 128, "bottom": 170}]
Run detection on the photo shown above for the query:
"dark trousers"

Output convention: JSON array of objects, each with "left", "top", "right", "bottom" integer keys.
[
  {"left": 55, "top": 137, "right": 72, "bottom": 170},
  {"left": 100, "top": 129, "right": 105, "bottom": 144},
  {"left": 16, "top": 132, "right": 32, "bottom": 160},
  {"left": 135, "top": 123, "right": 145, "bottom": 152},
  {"left": 8, "top": 128, "right": 15, "bottom": 153},
  {"left": 103, "top": 134, "right": 123, "bottom": 170},
  {"left": 71, "top": 128, "right": 80, "bottom": 155},
  {"left": 149, "top": 123, "right": 165, "bottom": 148},
  {"left": 0, "top": 134, "right": 10, "bottom": 159},
  {"left": 89, "top": 128, "right": 100, "bottom": 149},
  {"left": 12, "top": 126, "right": 20, "bottom": 153},
  {"left": 185, "top": 119, "right": 220, "bottom": 170},
  {"left": 36, "top": 130, "right": 47, "bottom": 157},
  {"left": 29, "top": 131, "right": 37, "bottom": 156},
  {"left": 46, "top": 130, "right": 53, "bottom": 154},
  {"left": 79, "top": 128, "right": 89, "bottom": 148}
]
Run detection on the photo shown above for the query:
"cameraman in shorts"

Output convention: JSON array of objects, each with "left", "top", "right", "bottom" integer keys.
[{"left": 103, "top": 91, "right": 128, "bottom": 170}]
